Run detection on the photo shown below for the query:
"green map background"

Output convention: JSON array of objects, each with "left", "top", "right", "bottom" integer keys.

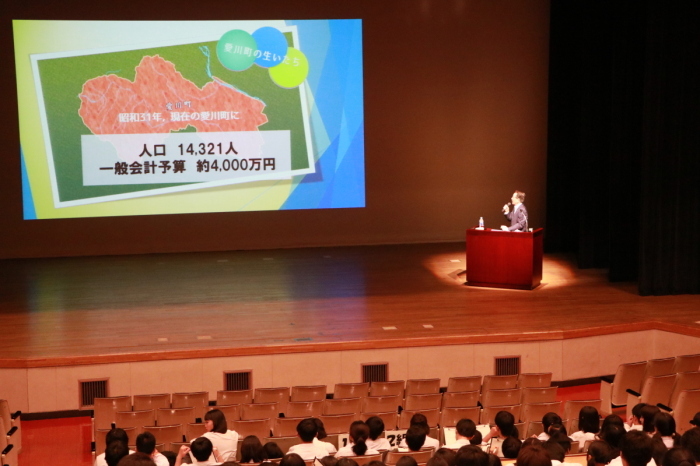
[{"left": 37, "top": 36, "right": 308, "bottom": 203}]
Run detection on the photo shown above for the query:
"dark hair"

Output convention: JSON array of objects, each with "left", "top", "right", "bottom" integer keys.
[
  {"left": 191, "top": 437, "right": 214, "bottom": 462},
  {"left": 434, "top": 448, "right": 457, "bottom": 466},
  {"left": 136, "top": 431, "right": 157, "bottom": 455},
  {"left": 337, "top": 458, "right": 359, "bottom": 466},
  {"left": 106, "top": 428, "right": 130, "bottom": 447},
  {"left": 263, "top": 441, "right": 285, "bottom": 459},
  {"left": 366, "top": 416, "right": 385, "bottom": 440},
  {"left": 313, "top": 418, "right": 329, "bottom": 440},
  {"left": 548, "top": 432, "right": 571, "bottom": 454},
  {"left": 599, "top": 423, "right": 625, "bottom": 449},
  {"left": 106, "top": 441, "right": 130, "bottom": 466},
  {"left": 456, "top": 419, "right": 477, "bottom": 439},
  {"left": 632, "top": 404, "right": 647, "bottom": 422},
  {"left": 620, "top": 431, "right": 654, "bottom": 466},
  {"left": 297, "top": 418, "right": 319, "bottom": 442},
  {"left": 578, "top": 406, "right": 600, "bottom": 434},
  {"left": 487, "top": 454, "right": 502, "bottom": 466},
  {"left": 397, "top": 457, "right": 419, "bottom": 466},
  {"left": 320, "top": 456, "right": 340, "bottom": 466},
  {"left": 543, "top": 440, "right": 565, "bottom": 463},
  {"left": 470, "top": 431, "right": 483, "bottom": 445},
  {"left": 405, "top": 425, "right": 427, "bottom": 452},
  {"left": 410, "top": 413, "right": 431, "bottom": 436},
  {"left": 349, "top": 420, "right": 370, "bottom": 456},
  {"left": 160, "top": 450, "right": 177, "bottom": 466},
  {"left": 455, "top": 445, "right": 489, "bottom": 466},
  {"left": 281, "top": 453, "right": 307, "bottom": 466},
  {"left": 547, "top": 424, "right": 567, "bottom": 438},
  {"left": 427, "top": 458, "right": 449, "bottom": 466},
  {"left": 655, "top": 412, "right": 679, "bottom": 439},
  {"left": 116, "top": 452, "right": 157, "bottom": 466},
  {"left": 663, "top": 447, "right": 696, "bottom": 466},
  {"left": 240, "top": 435, "right": 266, "bottom": 463},
  {"left": 601, "top": 414, "right": 625, "bottom": 431},
  {"left": 640, "top": 405, "right": 661, "bottom": 434},
  {"left": 651, "top": 436, "right": 670, "bottom": 466},
  {"left": 502, "top": 437, "right": 522, "bottom": 459},
  {"left": 516, "top": 444, "right": 552, "bottom": 466},
  {"left": 522, "top": 438, "right": 543, "bottom": 449},
  {"left": 586, "top": 440, "right": 616, "bottom": 466},
  {"left": 205, "top": 408, "right": 228, "bottom": 434},
  {"left": 542, "top": 413, "right": 562, "bottom": 432},
  {"left": 681, "top": 428, "right": 700, "bottom": 462},
  {"left": 365, "top": 461, "right": 385, "bottom": 466},
  {"left": 495, "top": 411, "right": 518, "bottom": 438}
]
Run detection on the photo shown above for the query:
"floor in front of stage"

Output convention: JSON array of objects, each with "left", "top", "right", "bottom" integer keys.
[{"left": 1, "top": 242, "right": 699, "bottom": 367}]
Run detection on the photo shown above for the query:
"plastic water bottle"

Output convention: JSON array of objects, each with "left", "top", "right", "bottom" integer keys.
[{"left": 478, "top": 217, "right": 484, "bottom": 229}]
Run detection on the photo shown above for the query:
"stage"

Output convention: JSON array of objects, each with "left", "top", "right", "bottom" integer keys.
[{"left": 1, "top": 242, "right": 699, "bottom": 413}]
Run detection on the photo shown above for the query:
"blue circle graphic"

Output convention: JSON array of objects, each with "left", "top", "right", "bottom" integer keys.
[{"left": 252, "top": 27, "right": 288, "bottom": 68}]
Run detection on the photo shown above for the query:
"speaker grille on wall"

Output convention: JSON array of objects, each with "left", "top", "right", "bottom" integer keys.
[
  {"left": 225, "top": 371, "right": 251, "bottom": 391},
  {"left": 495, "top": 356, "right": 521, "bottom": 376},
  {"left": 362, "top": 363, "right": 388, "bottom": 383},
  {"left": 80, "top": 379, "right": 108, "bottom": 408}
]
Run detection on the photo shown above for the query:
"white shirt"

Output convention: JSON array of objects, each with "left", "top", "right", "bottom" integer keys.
[
  {"left": 570, "top": 431, "right": 596, "bottom": 449},
  {"left": 335, "top": 444, "right": 380, "bottom": 457},
  {"left": 200, "top": 430, "right": 239, "bottom": 463},
  {"left": 399, "top": 435, "right": 440, "bottom": 450},
  {"left": 314, "top": 437, "right": 338, "bottom": 455},
  {"left": 445, "top": 438, "right": 470, "bottom": 450},
  {"left": 609, "top": 455, "right": 656, "bottom": 466},
  {"left": 288, "top": 442, "right": 331, "bottom": 460},
  {"left": 95, "top": 449, "right": 135, "bottom": 466},
  {"left": 367, "top": 438, "right": 392, "bottom": 451}
]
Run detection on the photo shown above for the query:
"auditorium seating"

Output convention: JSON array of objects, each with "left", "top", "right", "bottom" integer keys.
[
  {"left": 0, "top": 399, "right": 21, "bottom": 453},
  {"left": 447, "top": 376, "right": 482, "bottom": 393},
  {"left": 254, "top": 387, "right": 290, "bottom": 414},
  {"left": 481, "top": 375, "right": 518, "bottom": 392},
  {"left": 286, "top": 400, "right": 324, "bottom": 418},
  {"left": 369, "top": 380, "right": 406, "bottom": 397},
  {"left": 517, "top": 373, "right": 553, "bottom": 388},
  {"left": 361, "top": 395, "right": 402, "bottom": 413},
  {"left": 600, "top": 361, "right": 647, "bottom": 415},
  {"left": 385, "top": 449, "right": 433, "bottom": 465},
  {"left": 673, "top": 354, "right": 700, "bottom": 374},
  {"left": 481, "top": 388, "right": 521, "bottom": 407},
  {"left": 115, "top": 409, "right": 156, "bottom": 434},
  {"left": 441, "top": 391, "right": 480, "bottom": 409},
  {"left": 334, "top": 382, "right": 370, "bottom": 399},
  {"left": 625, "top": 373, "right": 677, "bottom": 419},
  {"left": 172, "top": 391, "right": 209, "bottom": 421},
  {"left": 663, "top": 371, "right": 700, "bottom": 411},
  {"left": 361, "top": 411, "right": 399, "bottom": 430},
  {"left": 290, "top": 385, "right": 327, "bottom": 402},
  {"left": 217, "top": 389, "right": 253, "bottom": 405},
  {"left": 521, "top": 386, "right": 558, "bottom": 404},
  {"left": 404, "top": 393, "right": 442, "bottom": 411},
  {"left": 133, "top": 393, "right": 171, "bottom": 411},
  {"left": 405, "top": 378, "right": 441, "bottom": 395},
  {"left": 157, "top": 407, "right": 197, "bottom": 434},
  {"left": 324, "top": 397, "right": 363, "bottom": 415}
]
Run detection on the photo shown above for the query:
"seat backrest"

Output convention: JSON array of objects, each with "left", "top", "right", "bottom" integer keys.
[
  {"left": 521, "top": 387, "right": 558, "bottom": 405},
  {"left": 241, "top": 402, "right": 280, "bottom": 421},
  {"left": 563, "top": 400, "right": 602, "bottom": 422},
  {"left": 439, "top": 406, "right": 481, "bottom": 427},
  {"left": 520, "top": 402, "right": 562, "bottom": 425},
  {"left": 643, "top": 358, "right": 676, "bottom": 379},
  {"left": 361, "top": 411, "right": 399, "bottom": 431},
  {"left": 286, "top": 400, "right": 324, "bottom": 418},
  {"left": 674, "top": 389, "right": 700, "bottom": 434},
  {"left": 640, "top": 374, "right": 677, "bottom": 407},
  {"left": 517, "top": 373, "right": 553, "bottom": 389},
  {"left": 272, "top": 417, "right": 305, "bottom": 437},
  {"left": 115, "top": 409, "right": 156, "bottom": 430},
  {"left": 290, "top": 385, "right": 327, "bottom": 402},
  {"left": 212, "top": 404, "right": 241, "bottom": 422},
  {"left": 673, "top": 355, "right": 700, "bottom": 374},
  {"left": 405, "top": 379, "right": 441, "bottom": 396},
  {"left": 369, "top": 380, "right": 406, "bottom": 397},
  {"left": 482, "top": 375, "right": 518, "bottom": 392},
  {"left": 398, "top": 408, "right": 439, "bottom": 429},
  {"left": 144, "top": 424, "right": 183, "bottom": 450},
  {"left": 231, "top": 418, "right": 271, "bottom": 439},
  {"left": 217, "top": 389, "right": 253, "bottom": 405},
  {"left": 481, "top": 388, "right": 521, "bottom": 407},
  {"left": 669, "top": 371, "right": 700, "bottom": 409},
  {"left": 172, "top": 392, "right": 209, "bottom": 421},
  {"left": 361, "top": 395, "right": 402, "bottom": 414},
  {"left": 323, "top": 397, "right": 362, "bottom": 415},
  {"left": 611, "top": 361, "right": 647, "bottom": 406},
  {"left": 95, "top": 426, "right": 137, "bottom": 457},
  {"left": 385, "top": 449, "right": 433, "bottom": 465},
  {"left": 319, "top": 413, "right": 359, "bottom": 434},
  {"left": 404, "top": 393, "right": 442, "bottom": 411},
  {"left": 334, "top": 382, "right": 370, "bottom": 399},
  {"left": 133, "top": 394, "right": 171, "bottom": 412},
  {"left": 254, "top": 387, "right": 290, "bottom": 413},
  {"left": 93, "top": 396, "right": 133, "bottom": 430},
  {"left": 447, "top": 376, "right": 482, "bottom": 393},
  {"left": 442, "top": 391, "right": 480, "bottom": 409},
  {"left": 480, "top": 405, "right": 521, "bottom": 427},
  {"left": 156, "top": 407, "right": 197, "bottom": 429},
  {"left": 185, "top": 422, "right": 207, "bottom": 441}
]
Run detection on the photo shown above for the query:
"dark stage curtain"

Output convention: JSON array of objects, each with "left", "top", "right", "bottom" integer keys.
[{"left": 546, "top": 0, "right": 700, "bottom": 295}]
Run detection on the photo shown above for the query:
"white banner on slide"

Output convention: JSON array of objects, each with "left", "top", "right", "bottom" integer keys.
[{"left": 82, "top": 130, "right": 291, "bottom": 185}]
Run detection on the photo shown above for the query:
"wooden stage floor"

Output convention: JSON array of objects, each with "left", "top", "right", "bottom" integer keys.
[{"left": 1, "top": 242, "right": 699, "bottom": 368}]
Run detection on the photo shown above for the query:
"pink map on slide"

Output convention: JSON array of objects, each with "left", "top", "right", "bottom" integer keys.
[{"left": 78, "top": 55, "right": 268, "bottom": 134}]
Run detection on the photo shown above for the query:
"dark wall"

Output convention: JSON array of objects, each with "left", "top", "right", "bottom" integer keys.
[{"left": 0, "top": 0, "right": 550, "bottom": 258}]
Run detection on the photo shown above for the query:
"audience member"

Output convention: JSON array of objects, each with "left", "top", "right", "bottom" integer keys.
[
  {"left": 399, "top": 413, "right": 440, "bottom": 450},
  {"left": 280, "top": 453, "right": 306, "bottom": 466},
  {"left": 470, "top": 431, "right": 483, "bottom": 446},
  {"left": 502, "top": 437, "right": 522, "bottom": 459},
  {"left": 365, "top": 461, "right": 385, "bottom": 466},
  {"left": 263, "top": 442, "right": 284, "bottom": 460},
  {"left": 136, "top": 432, "right": 169, "bottom": 466},
  {"left": 117, "top": 452, "right": 157, "bottom": 466},
  {"left": 661, "top": 447, "right": 696, "bottom": 466},
  {"left": 106, "top": 441, "right": 131, "bottom": 466},
  {"left": 539, "top": 413, "right": 563, "bottom": 441},
  {"left": 542, "top": 441, "right": 565, "bottom": 466},
  {"left": 177, "top": 437, "right": 218, "bottom": 466},
  {"left": 571, "top": 406, "right": 601, "bottom": 449},
  {"left": 240, "top": 435, "right": 266, "bottom": 463},
  {"left": 396, "top": 457, "right": 419, "bottom": 466},
  {"left": 516, "top": 444, "right": 552, "bottom": 466},
  {"left": 319, "top": 456, "right": 339, "bottom": 466},
  {"left": 427, "top": 457, "right": 449, "bottom": 466},
  {"left": 313, "top": 418, "right": 339, "bottom": 456},
  {"left": 336, "top": 458, "right": 359, "bottom": 466},
  {"left": 289, "top": 418, "right": 330, "bottom": 460},
  {"left": 608, "top": 430, "right": 654, "bottom": 466},
  {"left": 627, "top": 404, "right": 647, "bottom": 432},
  {"left": 433, "top": 448, "right": 457, "bottom": 466},
  {"left": 640, "top": 406, "right": 661, "bottom": 435},
  {"left": 483, "top": 411, "right": 519, "bottom": 444},
  {"left": 586, "top": 440, "right": 617, "bottom": 466},
  {"left": 455, "top": 445, "right": 489, "bottom": 466},
  {"left": 198, "top": 409, "right": 239, "bottom": 462},
  {"left": 365, "top": 416, "right": 392, "bottom": 451},
  {"left": 680, "top": 427, "right": 700, "bottom": 463},
  {"left": 548, "top": 432, "right": 572, "bottom": 455},
  {"left": 160, "top": 451, "right": 176, "bottom": 466},
  {"left": 654, "top": 412, "right": 680, "bottom": 448},
  {"left": 445, "top": 419, "right": 478, "bottom": 450},
  {"left": 522, "top": 438, "right": 543, "bottom": 449},
  {"left": 487, "top": 454, "right": 502, "bottom": 466},
  {"left": 96, "top": 428, "right": 133, "bottom": 466},
  {"left": 335, "top": 420, "right": 379, "bottom": 457}
]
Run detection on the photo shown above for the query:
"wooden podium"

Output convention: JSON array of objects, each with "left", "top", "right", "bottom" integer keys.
[{"left": 466, "top": 228, "right": 543, "bottom": 290}]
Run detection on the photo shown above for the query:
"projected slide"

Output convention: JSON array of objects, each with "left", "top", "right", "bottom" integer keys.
[{"left": 13, "top": 20, "right": 364, "bottom": 219}]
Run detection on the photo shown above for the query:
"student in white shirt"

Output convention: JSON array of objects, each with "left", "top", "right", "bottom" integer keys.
[
  {"left": 537, "top": 413, "right": 563, "bottom": 442},
  {"left": 176, "top": 438, "right": 221, "bottom": 466},
  {"left": 240, "top": 435, "right": 267, "bottom": 463},
  {"left": 543, "top": 441, "right": 565, "bottom": 466},
  {"left": 445, "top": 419, "right": 478, "bottom": 450},
  {"left": 288, "top": 418, "right": 331, "bottom": 460},
  {"left": 570, "top": 406, "right": 600, "bottom": 450},
  {"left": 608, "top": 430, "right": 655, "bottom": 466},
  {"left": 313, "top": 418, "right": 339, "bottom": 455},
  {"left": 365, "top": 416, "right": 392, "bottom": 451},
  {"left": 398, "top": 413, "right": 440, "bottom": 450},
  {"left": 197, "top": 409, "right": 239, "bottom": 463},
  {"left": 136, "top": 432, "right": 169, "bottom": 466},
  {"left": 653, "top": 412, "right": 680, "bottom": 449},
  {"left": 95, "top": 429, "right": 134, "bottom": 466},
  {"left": 335, "top": 420, "right": 380, "bottom": 457}
]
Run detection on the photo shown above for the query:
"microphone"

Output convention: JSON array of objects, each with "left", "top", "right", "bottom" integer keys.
[{"left": 502, "top": 202, "right": 511, "bottom": 213}]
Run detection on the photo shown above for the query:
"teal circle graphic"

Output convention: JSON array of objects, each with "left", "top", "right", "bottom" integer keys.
[{"left": 217, "top": 29, "right": 257, "bottom": 72}]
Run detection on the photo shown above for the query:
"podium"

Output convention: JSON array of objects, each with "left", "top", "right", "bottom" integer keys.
[{"left": 466, "top": 228, "right": 543, "bottom": 290}]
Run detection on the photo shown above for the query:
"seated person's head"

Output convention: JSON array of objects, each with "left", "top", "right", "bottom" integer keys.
[
  {"left": 106, "top": 441, "right": 130, "bottom": 466},
  {"left": 543, "top": 441, "right": 565, "bottom": 463},
  {"left": 204, "top": 409, "right": 228, "bottom": 434},
  {"left": 319, "top": 456, "right": 339, "bottom": 466},
  {"left": 654, "top": 412, "right": 677, "bottom": 437},
  {"left": 136, "top": 432, "right": 157, "bottom": 455},
  {"left": 313, "top": 418, "right": 329, "bottom": 440},
  {"left": 587, "top": 440, "right": 616, "bottom": 466},
  {"left": 542, "top": 413, "right": 562, "bottom": 432},
  {"left": 455, "top": 445, "right": 489, "bottom": 466},
  {"left": 191, "top": 437, "right": 214, "bottom": 462},
  {"left": 263, "top": 441, "right": 285, "bottom": 459},
  {"left": 366, "top": 462, "right": 386, "bottom": 466},
  {"left": 337, "top": 458, "right": 359, "bottom": 466},
  {"left": 434, "top": 448, "right": 457, "bottom": 466},
  {"left": 487, "top": 454, "right": 502, "bottom": 466},
  {"left": 599, "top": 423, "right": 625, "bottom": 449},
  {"left": 516, "top": 444, "right": 552, "bottom": 466},
  {"left": 578, "top": 406, "right": 601, "bottom": 434},
  {"left": 427, "top": 458, "right": 449, "bottom": 466},
  {"left": 470, "top": 431, "right": 483, "bottom": 446},
  {"left": 502, "top": 437, "right": 522, "bottom": 459},
  {"left": 116, "top": 452, "right": 157, "bottom": 466},
  {"left": 631, "top": 403, "right": 647, "bottom": 425},
  {"left": 397, "top": 457, "right": 419, "bottom": 466},
  {"left": 494, "top": 411, "right": 517, "bottom": 438},
  {"left": 620, "top": 431, "right": 654, "bottom": 466},
  {"left": 522, "top": 438, "right": 543, "bottom": 449},
  {"left": 601, "top": 414, "right": 625, "bottom": 431},
  {"left": 548, "top": 432, "right": 571, "bottom": 454},
  {"left": 547, "top": 424, "right": 567, "bottom": 438},
  {"left": 366, "top": 416, "right": 386, "bottom": 441},
  {"left": 681, "top": 427, "right": 700, "bottom": 463},
  {"left": 456, "top": 419, "right": 477, "bottom": 440},
  {"left": 662, "top": 447, "right": 696, "bottom": 466},
  {"left": 640, "top": 405, "right": 661, "bottom": 434},
  {"left": 405, "top": 425, "right": 427, "bottom": 452},
  {"left": 106, "top": 428, "right": 130, "bottom": 448},
  {"left": 281, "top": 453, "right": 307, "bottom": 466},
  {"left": 240, "top": 435, "right": 266, "bottom": 463},
  {"left": 297, "top": 418, "right": 319, "bottom": 443}
]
